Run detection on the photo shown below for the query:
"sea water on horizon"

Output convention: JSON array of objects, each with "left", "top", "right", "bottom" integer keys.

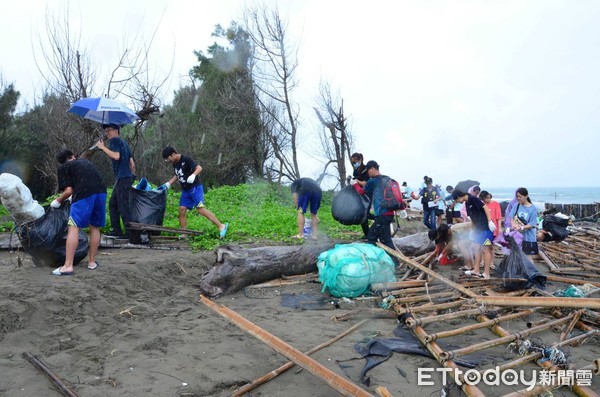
[
  {"left": 487, "top": 187, "right": 600, "bottom": 206},
  {"left": 409, "top": 186, "right": 600, "bottom": 211}
]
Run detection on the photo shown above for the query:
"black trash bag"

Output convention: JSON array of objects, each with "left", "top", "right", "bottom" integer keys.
[
  {"left": 541, "top": 215, "right": 570, "bottom": 242},
  {"left": 331, "top": 185, "right": 370, "bottom": 225},
  {"left": 130, "top": 187, "right": 167, "bottom": 226},
  {"left": 17, "top": 204, "right": 89, "bottom": 267},
  {"left": 129, "top": 187, "right": 167, "bottom": 244},
  {"left": 496, "top": 235, "right": 546, "bottom": 291}
]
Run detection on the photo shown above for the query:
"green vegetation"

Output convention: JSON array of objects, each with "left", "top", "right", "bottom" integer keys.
[
  {"left": 0, "top": 182, "right": 363, "bottom": 249},
  {"left": 158, "top": 182, "right": 362, "bottom": 250}
]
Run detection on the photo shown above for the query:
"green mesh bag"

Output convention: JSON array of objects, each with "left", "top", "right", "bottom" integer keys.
[{"left": 317, "top": 243, "right": 396, "bottom": 298}]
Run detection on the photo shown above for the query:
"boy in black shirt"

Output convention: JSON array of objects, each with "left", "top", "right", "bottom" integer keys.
[
  {"left": 51, "top": 149, "right": 107, "bottom": 276},
  {"left": 161, "top": 147, "right": 228, "bottom": 239}
]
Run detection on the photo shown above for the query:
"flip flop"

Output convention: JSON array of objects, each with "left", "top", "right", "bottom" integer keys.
[
  {"left": 459, "top": 266, "right": 472, "bottom": 272},
  {"left": 87, "top": 261, "right": 100, "bottom": 270},
  {"left": 490, "top": 264, "right": 496, "bottom": 270},
  {"left": 219, "top": 223, "right": 229, "bottom": 239},
  {"left": 51, "top": 268, "right": 74, "bottom": 276},
  {"left": 464, "top": 270, "right": 485, "bottom": 278},
  {"left": 291, "top": 234, "right": 304, "bottom": 239}
]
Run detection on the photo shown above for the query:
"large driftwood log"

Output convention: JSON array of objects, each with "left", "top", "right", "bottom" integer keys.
[
  {"left": 393, "top": 232, "right": 434, "bottom": 257},
  {"left": 199, "top": 243, "right": 337, "bottom": 298},
  {"left": 199, "top": 234, "right": 435, "bottom": 298}
]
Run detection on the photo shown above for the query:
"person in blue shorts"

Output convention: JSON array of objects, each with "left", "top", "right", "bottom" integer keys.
[
  {"left": 50, "top": 149, "right": 107, "bottom": 276},
  {"left": 291, "top": 177, "right": 322, "bottom": 240},
  {"left": 161, "top": 147, "right": 228, "bottom": 239},
  {"left": 452, "top": 189, "right": 497, "bottom": 279}
]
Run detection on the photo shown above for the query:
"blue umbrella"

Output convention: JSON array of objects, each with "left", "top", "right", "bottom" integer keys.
[{"left": 67, "top": 97, "right": 140, "bottom": 125}]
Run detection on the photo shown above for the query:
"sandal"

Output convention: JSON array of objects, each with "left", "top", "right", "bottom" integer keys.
[
  {"left": 490, "top": 264, "right": 496, "bottom": 270},
  {"left": 459, "top": 266, "right": 472, "bottom": 272},
  {"left": 464, "top": 270, "right": 485, "bottom": 278}
]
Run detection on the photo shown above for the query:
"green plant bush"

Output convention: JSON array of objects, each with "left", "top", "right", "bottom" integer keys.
[{"left": 1, "top": 181, "right": 378, "bottom": 249}]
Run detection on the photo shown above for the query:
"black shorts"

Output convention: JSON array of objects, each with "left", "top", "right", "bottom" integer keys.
[
  {"left": 435, "top": 209, "right": 444, "bottom": 216},
  {"left": 522, "top": 241, "right": 539, "bottom": 255}
]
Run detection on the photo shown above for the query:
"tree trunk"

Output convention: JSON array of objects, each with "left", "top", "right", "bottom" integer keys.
[
  {"left": 199, "top": 243, "right": 336, "bottom": 298},
  {"left": 199, "top": 234, "right": 435, "bottom": 298}
]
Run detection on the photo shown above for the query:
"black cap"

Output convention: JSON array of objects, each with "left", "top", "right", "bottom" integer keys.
[
  {"left": 102, "top": 123, "right": 120, "bottom": 130},
  {"left": 365, "top": 160, "right": 379, "bottom": 170}
]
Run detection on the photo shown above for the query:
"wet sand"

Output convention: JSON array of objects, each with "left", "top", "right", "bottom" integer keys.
[{"left": 0, "top": 243, "right": 598, "bottom": 396}]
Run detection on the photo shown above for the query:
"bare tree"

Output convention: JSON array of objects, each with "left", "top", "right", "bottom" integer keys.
[
  {"left": 30, "top": 4, "right": 168, "bottom": 188},
  {"left": 244, "top": 4, "right": 300, "bottom": 182},
  {"left": 313, "top": 80, "right": 353, "bottom": 188}
]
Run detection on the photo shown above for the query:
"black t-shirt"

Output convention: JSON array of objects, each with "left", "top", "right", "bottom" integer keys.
[
  {"left": 58, "top": 159, "right": 106, "bottom": 202},
  {"left": 173, "top": 154, "right": 200, "bottom": 191},
  {"left": 352, "top": 165, "right": 369, "bottom": 182},
  {"left": 466, "top": 195, "right": 488, "bottom": 230},
  {"left": 290, "top": 178, "right": 322, "bottom": 195}
]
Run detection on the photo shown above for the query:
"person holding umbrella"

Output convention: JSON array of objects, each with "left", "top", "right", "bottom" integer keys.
[{"left": 96, "top": 123, "right": 136, "bottom": 238}]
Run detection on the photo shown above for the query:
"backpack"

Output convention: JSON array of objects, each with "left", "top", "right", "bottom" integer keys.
[{"left": 380, "top": 176, "right": 405, "bottom": 210}]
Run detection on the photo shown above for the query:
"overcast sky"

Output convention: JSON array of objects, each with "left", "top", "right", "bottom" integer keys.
[{"left": 2, "top": 0, "right": 599, "bottom": 189}]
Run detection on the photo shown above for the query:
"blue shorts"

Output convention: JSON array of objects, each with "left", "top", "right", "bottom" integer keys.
[
  {"left": 297, "top": 191, "right": 322, "bottom": 214},
  {"left": 180, "top": 185, "right": 205, "bottom": 210},
  {"left": 68, "top": 193, "right": 107, "bottom": 228},
  {"left": 473, "top": 229, "right": 494, "bottom": 246}
]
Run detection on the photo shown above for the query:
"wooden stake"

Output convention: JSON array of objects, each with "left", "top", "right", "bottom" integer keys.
[{"left": 199, "top": 295, "right": 373, "bottom": 397}]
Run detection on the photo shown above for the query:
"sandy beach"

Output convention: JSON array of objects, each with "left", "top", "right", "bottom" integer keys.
[{"left": 1, "top": 236, "right": 599, "bottom": 396}]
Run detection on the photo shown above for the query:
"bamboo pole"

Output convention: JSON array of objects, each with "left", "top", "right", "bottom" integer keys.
[
  {"left": 560, "top": 310, "right": 583, "bottom": 341},
  {"left": 501, "top": 359, "right": 600, "bottom": 397},
  {"left": 393, "top": 299, "right": 472, "bottom": 315},
  {"left": 407, "top": 316, "right": 486, "bottom": 397},
  {"left": 199, "top": 295, "right": 373, "bottom": 397},
  {"left": 230, "top": 319, "right": 368, "bottom": 396},
  {"left": 377, "top": 243, "right": 477, "bottom": 298},
  {"left": 375, "top": 386, "right": 394, "bottom": 397},
  {"left": 439, "top": 313, "right": 575, "bottom": 361},
  {"left": 381, "top": 284, "right": 446, "bottom": 297},
  {"left": 424, "top": 308, "right": 540, "bottom": 343},
  {"left": 550, "top": 270, "right": 600, "bottom": 279},
  {"left": 370, "top": 280, "right": 427, "bottom": 291},
  {"left": 480, "top": 312, "right": 599, "bottom": 397},
  {"left": 390, "top": 291, "right": 459, "bottom": 305},
  {"left": 405, "top": 306, "right": 492, "bottom": 328},
  {"left": 475, "top": 295, "right": 600, "bottom": 309},
  {"left": 22, "top": 352, "right": 79, "bottom": 397},
  {"left": 496, "top": 329, "right": 598, "bottom": 372},
  {"left": 333, "top": 308, "right": 397, "bottom": 322},
  {"left": 580, "top": 358, "right": 600, "bottom": 375},
  {"left": 538, "top": 248, "right": 559, "bottom": 270}
]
